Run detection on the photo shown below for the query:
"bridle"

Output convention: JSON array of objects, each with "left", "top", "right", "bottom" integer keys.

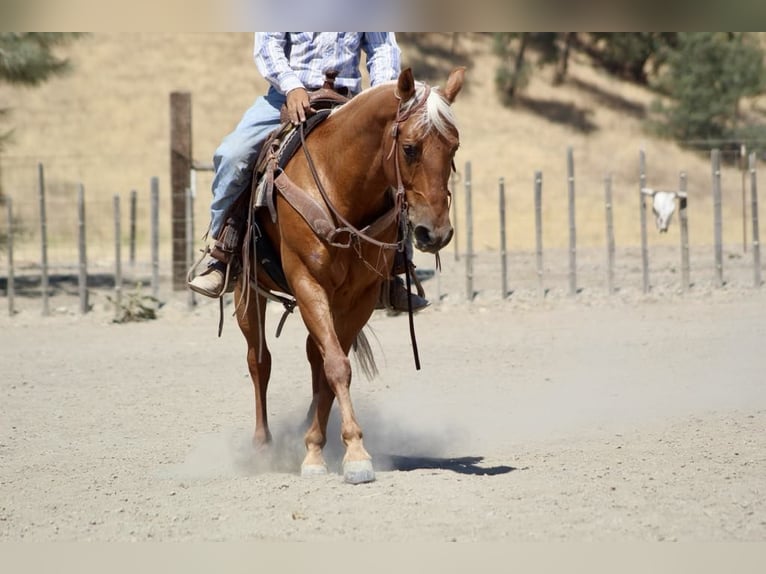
[
  {"left": 298, "top": 83, "right": 434, "bottom": 255},
  {"left": 297, "top": 83, "right": 437, "bottom": 370}
]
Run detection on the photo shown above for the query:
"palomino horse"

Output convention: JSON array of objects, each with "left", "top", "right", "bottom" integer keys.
[{"left": 234, "top": 67, "right": 464, "bottom": 483}]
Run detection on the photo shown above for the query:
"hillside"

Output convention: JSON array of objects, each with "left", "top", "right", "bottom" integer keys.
[{"left": 0, "top": 33, "right": 756, "bottom": 261}]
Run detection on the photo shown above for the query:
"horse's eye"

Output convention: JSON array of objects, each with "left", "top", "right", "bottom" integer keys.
[{"left": 402, "top": 143, "right": 420, "bottom": 163}]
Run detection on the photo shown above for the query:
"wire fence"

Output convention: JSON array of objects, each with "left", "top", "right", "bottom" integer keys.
[{"left": 1, "top": 147, "right": 763, "bottom": 318}]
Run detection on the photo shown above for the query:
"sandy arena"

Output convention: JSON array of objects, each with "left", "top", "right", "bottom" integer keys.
[{"left": 1, "top": 246, "right": 765, "bottom": 542}]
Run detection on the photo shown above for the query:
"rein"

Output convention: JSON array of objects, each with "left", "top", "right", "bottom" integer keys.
[
  {"left": 298, "top": 125, "right": 403, "bottom": 253},
  {"left": 297, "top": 83, "right": 432, "bottom": 255},
  {"left": 297, "top": 84, "right": 433, "bottom": 370}
]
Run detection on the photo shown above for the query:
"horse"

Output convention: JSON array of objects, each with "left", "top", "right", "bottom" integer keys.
[{"left": 234, "top": 66, "right": 465, "bottom": 484}]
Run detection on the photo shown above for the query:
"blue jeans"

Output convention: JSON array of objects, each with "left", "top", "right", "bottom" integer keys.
[{"left": 209, "top": 87, "right": 286, "bottom": 237}]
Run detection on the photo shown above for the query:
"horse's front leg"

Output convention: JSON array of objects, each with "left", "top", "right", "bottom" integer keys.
[
  {"left": 293, "top": 278, "right": 376, "bottom": 484},
  {"left": 300, "top": 335, "right": 334, "bottom": 476}
]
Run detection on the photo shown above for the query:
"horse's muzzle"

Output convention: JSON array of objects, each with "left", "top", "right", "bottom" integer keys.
[{"left": 413, "top": 224, "right": 453, "bottom": 253}]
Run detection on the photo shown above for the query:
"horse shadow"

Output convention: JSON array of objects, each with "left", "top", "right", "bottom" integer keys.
[{"left": 380, "top": 454, "right": 517, "bottom": 476}]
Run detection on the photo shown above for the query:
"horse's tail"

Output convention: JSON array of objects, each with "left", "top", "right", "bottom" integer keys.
[{"left": 352, "top": 327, "right": 379, "bottom": 381}]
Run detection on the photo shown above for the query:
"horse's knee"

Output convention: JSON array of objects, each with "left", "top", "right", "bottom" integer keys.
[{"left": 324, "top": 353, "right": 351, "bottom": 389}]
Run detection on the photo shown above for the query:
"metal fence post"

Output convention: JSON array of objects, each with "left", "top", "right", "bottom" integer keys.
[
  {"left": 451, "top": 169, "right": 459, "bottom": 262},
  {"left": 604, "top": 174, "right": 615, "bottom": 295},
  {"left": 465, "top": 161, "right": 474, "bottom": 301},
  {"left": 6, "top": 197, "right": 14, "bottom": 316},
  {"left": 114, "top": 194, "right": 122, "bottom": 312},
  {"left": 129, "top": 189, "right": 137, "bottom": 268},
  {"left": 679, "top": 172, "right": 690, "bottom": 292},
  {"left": 38, "top": 162, "right": 50, "bottom": 316},
  {"left": 750, "top": 152, "right": 761, "bottom": 287},
  {"left": 534, "top": 171, "right": 544, "bottom": 298},
  {"left": 639, "top": 150, "right": 649, "bottom": 294},
  {"left": 567, "top": 146, "right": 577, "bottom": 296},
  {"left": 150, "top": 176, "right": 160, "bottom": 299},
  {"left": 712, "top": 149, "right": 724, "bottom": 287},
  {"left": 499, "top": 177, "right": 508, "bottom": 299},
  {"left": 78, "top": 184, "right": 89, "bottom": 313}
]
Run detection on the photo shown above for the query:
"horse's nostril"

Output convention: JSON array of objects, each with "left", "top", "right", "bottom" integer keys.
[{"left": 414, "top": 225, "right": 433, "bottom": 246}]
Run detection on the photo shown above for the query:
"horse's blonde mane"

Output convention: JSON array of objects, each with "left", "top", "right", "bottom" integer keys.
[{"left": 333, "top": 80, "right": 458, "bottom": 140}]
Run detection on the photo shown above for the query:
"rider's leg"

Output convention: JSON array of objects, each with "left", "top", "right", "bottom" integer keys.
[
  {"left": 189, "top": 88, "right": 285, "bottom": 298},
  {"left": 378, "top": 237, "right": 430, "bottom": 314}
]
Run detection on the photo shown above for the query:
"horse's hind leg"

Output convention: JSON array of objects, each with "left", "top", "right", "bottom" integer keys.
[
  {"left": 301, "top": 336, "right": 333, "bottom": 476},
  {"left": 234, "top": 284, "right": 272, "bottom": 450}
]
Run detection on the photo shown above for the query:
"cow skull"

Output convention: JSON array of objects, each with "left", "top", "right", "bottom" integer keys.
[{"left": 641, "top": 188, "right": 688, "bottom": 233}]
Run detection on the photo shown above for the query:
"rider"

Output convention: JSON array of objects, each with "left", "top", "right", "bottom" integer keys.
[{"left": 188, "top": 32, "right": 428, "bottom": 312}]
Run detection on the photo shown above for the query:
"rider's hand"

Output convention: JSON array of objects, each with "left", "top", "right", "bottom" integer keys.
[{"left": 286, "top": 87, "right": 315, "bottom": 125}]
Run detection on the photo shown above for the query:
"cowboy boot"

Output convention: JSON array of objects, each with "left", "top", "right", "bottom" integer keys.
[
  {"left": 376, "top": 267, "right": 430, "bottom": 313},
  {"left": 188, "top": 216, "right": 242, "bottom": 298},
  {"left": 385, "top": 275, "right": 430, "bottom": 313}
]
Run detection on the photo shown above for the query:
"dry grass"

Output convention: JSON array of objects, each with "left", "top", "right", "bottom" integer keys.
[{"left": 0, "top": 33, "right": 756, "bottom": 265}]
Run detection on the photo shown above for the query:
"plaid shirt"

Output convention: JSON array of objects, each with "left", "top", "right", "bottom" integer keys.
[{"left": 253, "top": 32, "right": 401, "bottom": 96}]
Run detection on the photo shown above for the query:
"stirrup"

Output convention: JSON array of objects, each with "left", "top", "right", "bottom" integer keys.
[{"left": 187, "top": 250, "right": 236, "bottom": 298}]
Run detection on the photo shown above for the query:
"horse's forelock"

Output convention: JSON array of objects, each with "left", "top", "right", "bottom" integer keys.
[{"left": 411, "top": 82, "right": 458, "bottom": 141}]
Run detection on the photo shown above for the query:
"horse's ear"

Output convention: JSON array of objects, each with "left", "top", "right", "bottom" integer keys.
[
  {"left": 443, "top": 67, "right": 466, "bottom": 104},
  {"left": 397, "top": 68, "right": 416, "bottom": 101}
]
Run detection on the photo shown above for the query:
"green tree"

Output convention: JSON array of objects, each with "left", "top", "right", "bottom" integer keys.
[
  {"left": 494, "top": 33, "right": 572, "bottom": 102},
  {"left": 650, "top": 32, "right": 766, "bottom": 148},
  {"left": 1, "top": 33, "right": 82, "bottom": 142},
  {"left": 586, "top": 33, "right": 677, "bottom": 84},
  {"left": 0, "top": 33, "right": 82, "bottom": 247},
  {"left": 0, "top": 33, "right": 81, "bottom": 85}
]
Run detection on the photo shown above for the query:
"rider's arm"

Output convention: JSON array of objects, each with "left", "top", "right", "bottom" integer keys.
[
  {"left": 253, "top": 33, "right": 304, "bottom": 95},
  {"left": 362, "top": 33, "right": 401, "bottom": 86}
]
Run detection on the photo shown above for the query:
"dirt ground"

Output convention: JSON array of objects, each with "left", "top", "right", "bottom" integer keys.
[{"left": 1, "top": 245, "right": 765, "bottom": 542}]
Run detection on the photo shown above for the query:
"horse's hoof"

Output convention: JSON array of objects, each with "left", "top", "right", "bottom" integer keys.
[
  {"left": 343, "top": 460, "right": 376, "bottom": 484},
  {"left": 300, "top": 463, "right": 328, "bottom": 477}
]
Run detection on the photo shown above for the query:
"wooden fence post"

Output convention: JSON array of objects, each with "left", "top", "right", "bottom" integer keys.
[
  {"left": 38, "top": 162, "right": 50, "bottom": 316},
  {"left": 114, "top": 194, "right": 122, "bottom": 312},
  {"left": 639, "top": 150, "right": 649, "bottom": 294},
  {"left": 465, "top": 160, "right": 474, "bottom": 301},
  {"left": 78, "top": 184, "right": 89, "bottom": 314},
  {"left": 750, "top": 152, "right": 761, "bottom": 287},
  {"left": 712, "top": 149, "right": 724, "bottom": 287},
  {"left": 534, "top": 171, "right": 544, "bottom": 298},
  {"left": 499, "top": 177, "right": 508, "bottom": 299},
  {"left": 6, "top": 197, "right": 14, "bottom": 316},
  {"left": 567, "top": 146, "right": 577, "bottom": 296},
  {"left": 170, "top": 91, "right": 192, "bottom": 291},
  {"left": 679, "top": 172, "right": 690, "bottom": 292},
  {"left": 604, "top": 174, "right": 615, "bottom": 295},
  {"left": 150, "top": 176, "right": 160, "bottom": 299}
]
